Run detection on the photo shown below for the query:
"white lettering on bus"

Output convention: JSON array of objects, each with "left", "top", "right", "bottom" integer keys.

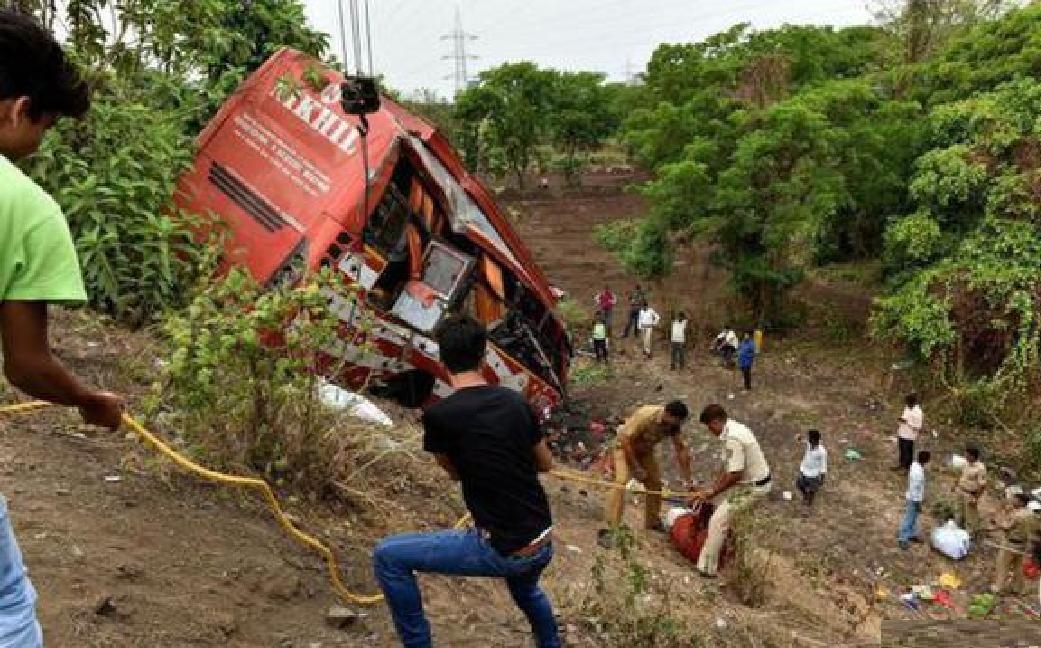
[{"left": 277, "top": 86, "right": 358, "bottom": 156}]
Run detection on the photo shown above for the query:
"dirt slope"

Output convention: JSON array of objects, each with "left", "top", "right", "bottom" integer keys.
[{"left": 0, "top": 177, "right": 1037, "bottom": 648}]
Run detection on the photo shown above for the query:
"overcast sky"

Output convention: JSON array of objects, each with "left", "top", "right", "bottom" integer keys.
[{"left": 302, "top": 1, "right": 877, "bottom": 99}]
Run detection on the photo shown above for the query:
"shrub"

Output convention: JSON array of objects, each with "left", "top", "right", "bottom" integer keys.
[
  {"left": 574, "top": 528, "right": 687, "bottom": 647},
  {"left": 28, "top": 89, "right": 207, "bottom": 325},
  {"left": 150, "top": 266, "right": 373, "bottom": 496}
]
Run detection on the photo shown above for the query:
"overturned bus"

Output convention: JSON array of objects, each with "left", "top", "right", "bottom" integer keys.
[{"left": 175, "top": 49, "right": 569, "bottom": 417}]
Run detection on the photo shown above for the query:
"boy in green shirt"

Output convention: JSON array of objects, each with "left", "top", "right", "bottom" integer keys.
[{"left": 1, "top": 10, "right": 124, "bottom": 645}]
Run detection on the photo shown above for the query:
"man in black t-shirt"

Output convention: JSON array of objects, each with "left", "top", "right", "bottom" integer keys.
[{"left": 373, "top": 315, "right": 561, "bottom": 648}]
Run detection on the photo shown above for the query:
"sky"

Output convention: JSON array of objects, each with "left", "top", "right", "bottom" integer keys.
[{"left": 302, "top": 0, "right": 878, "bottom": 99}]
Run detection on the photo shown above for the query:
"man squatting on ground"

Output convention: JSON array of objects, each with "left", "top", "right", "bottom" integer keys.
[
  {"left": 689, "top": 405, "right": 771, "bottom": 578},
  {"left": 603, "top": 401, "right": 693, "bottom": 536},
  {"left": 373, "top": 315, "right": 561, "bottom": 648},
  {"left": 795, "top": 429, "right": 827, "bottom": 506},
  {"left": 0, "top": 11, "right": 125, "bottom": 647}
]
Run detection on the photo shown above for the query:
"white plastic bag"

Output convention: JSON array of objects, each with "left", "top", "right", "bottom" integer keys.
[
  {"left": 930, "top": 520, "right": 971, "bottom": 560},
  {"left": 319, "top": 383, "right": 393, "bottom": 427}
]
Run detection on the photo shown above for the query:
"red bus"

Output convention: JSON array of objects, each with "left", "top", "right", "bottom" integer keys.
[{"left": 175, "top": 49, "right": 569, "bottom": 417}]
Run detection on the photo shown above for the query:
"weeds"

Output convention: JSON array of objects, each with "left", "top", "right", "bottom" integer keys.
[
  {"left": 571, "top": 362, "right": 613, "bottom": 386},
  {"left": 729, "top": 502, "right": 772, "bottom": 608},
  {"left": 569, "top": 525, "right": 790, "bottom": 647},
  {"left": 557, "top": 297, "right": 593, "bottom": 330},
  {"left": 575, "top": 527, "right": 687, "bottom": 647},
  {"left": 148, "top": 266, "right": 375, "bottom": 497}
]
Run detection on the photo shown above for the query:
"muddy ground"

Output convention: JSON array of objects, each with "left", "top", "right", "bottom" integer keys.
[{"left": 1, "top": 176, "right": 1038, "bottom": 647}]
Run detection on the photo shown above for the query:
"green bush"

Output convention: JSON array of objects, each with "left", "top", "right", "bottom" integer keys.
[
  {"left": 151, "top": 267, "right": 371, "bottom": 495},
  {"left": 28, "top": 89, "right": 206, "bottom": 325}
]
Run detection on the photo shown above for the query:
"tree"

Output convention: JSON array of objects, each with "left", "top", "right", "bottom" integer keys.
[
  {"left": 455, "top": 62, "right": 555, "bottom": 188},
  {"left": 547, "top": 71, "right": 616, "bottom": 186},
  {"left": 871, "top": 0, "right": 1015, "bottom": 63}
]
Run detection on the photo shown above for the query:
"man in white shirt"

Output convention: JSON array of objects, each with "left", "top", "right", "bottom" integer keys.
[
  {"left": 690, "top": 404, "right": 771, "bottom": 577},
  {"left": 894, "top": 393, "right": 923, "bottom": 472},
  {"left": 898, "top": 450, "right": 931, "bottom": 549},
  {"left": 670, "top": 311, "right": 688, "bottom": 370},
  {"left": 795, "top": 429, "right": 827, "bottom": 506},
  {"left": 637, "top": 302, "right": 660, "bottom": 358}
]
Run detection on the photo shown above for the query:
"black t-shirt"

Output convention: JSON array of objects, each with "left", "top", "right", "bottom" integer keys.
[{"left": 422, "top": 385, "right": 552, "bottom": 555}]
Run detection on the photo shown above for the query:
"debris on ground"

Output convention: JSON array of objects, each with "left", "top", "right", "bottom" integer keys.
[
  {"left": 319, "top": 383, "right": 393, "bottom": 426},
  {"left": 325, "top": 605, "right": 362, "bottom": 629}
]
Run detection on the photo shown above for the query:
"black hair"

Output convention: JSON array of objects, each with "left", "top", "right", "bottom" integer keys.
[
  {"left": 0, "top": 10, "right": 89, "bottom": 119},
  {"left": 677, "top": 311, "right": 686, "bottom": 319},
  {"left": 965, "top": 444, "right": 980, "bottom": 461},
  {"left": 699, "top": 404, "right": 727, "bottom": 425},
  {"left": 906, "top": 393, "right": 919, "bottom": 407},
  {"left": 1013, "top": 492, "right": 1031, "bottom": 507},
  {"left": 807, "top": 429, "right": 821, "bottom": 446},
  {"left": 917, "top": 450, "right": 931, "bottom": 464},
  {"left": 435, "top": 315, "right": 486, "bottom": 374},
  {"left": 664, "top": 400, "right": 688, "bottom": 420}
]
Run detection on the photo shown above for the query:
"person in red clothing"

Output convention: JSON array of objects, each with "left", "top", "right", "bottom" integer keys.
[{"left": 595, "top": 285, "right": 617, "bottom": 336}]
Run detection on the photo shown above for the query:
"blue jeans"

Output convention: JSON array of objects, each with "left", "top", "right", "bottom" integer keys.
[
  {"left": 0, "top": 496, "right": 42, "bottom": 648},
  {"left": 373, "top": 528, "right": 560, "bottom": 648},
  {"left": 898, "top": 500, "right": 921, "bottom": 545}
]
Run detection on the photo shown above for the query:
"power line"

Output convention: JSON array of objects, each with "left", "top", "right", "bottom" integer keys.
[
  {"left": 364, "top": 0, "right": 374, "bottom": 75},
  {"left": 440, "top": 5, "right": 478, "bottom": 96}
]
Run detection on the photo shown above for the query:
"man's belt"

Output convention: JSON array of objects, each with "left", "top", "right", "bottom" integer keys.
[
  {"left": 511, "top": 532, "right": 553, "bottom": 557},
  {"left": 754, "top": 473, "right": 772, "bottom": 487}
]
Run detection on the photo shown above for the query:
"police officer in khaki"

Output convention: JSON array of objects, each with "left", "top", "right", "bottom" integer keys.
[
  {"left": 953, "top": 444, "right": 986, "bottom": 536},
  {"left": 689, "top": 404, "right": 771, "bottom": 578},
  {"left": 991, "top": 492, "right": 1040, "bottom": 594},
  {"left": 603, "top": 401, "right": 693, "bottom": 533}
]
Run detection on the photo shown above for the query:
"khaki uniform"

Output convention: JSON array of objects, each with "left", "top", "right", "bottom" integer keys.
[
  {"left": 993, "top": 506, "right": 1040, "bottom": 594},
  {"left": 697, "top": 420, "right": 771, "bottom": 576},
  {"left": 954, "top": 461, "right": 987, "bottom": 534},
  {"left": 605, "top": 405, "right": 675, "bottom": 530}
]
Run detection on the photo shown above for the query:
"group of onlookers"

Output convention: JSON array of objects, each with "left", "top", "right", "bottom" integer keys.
[
  {"left": 589, "top": 285, "right": 758, "bottom": 389},
  {"left": 888, "top": 394, "right": 1039, "bottom": 595}
]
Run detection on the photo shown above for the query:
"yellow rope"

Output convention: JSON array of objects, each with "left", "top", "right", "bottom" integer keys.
[
  {"left": 0, "top": 401, "right": 695, "bottom": 605},
  {"left": 0, "top": 400, "right": 474, "bottom": 606},
  {"left": 549, "top": 466, "right": 701, "bottom": 499}
]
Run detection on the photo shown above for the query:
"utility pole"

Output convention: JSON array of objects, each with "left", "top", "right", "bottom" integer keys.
[{"left": 441, "top": 6, "right": 478, "bottom": 96}]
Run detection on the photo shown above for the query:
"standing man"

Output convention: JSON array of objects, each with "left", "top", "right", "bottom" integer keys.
[
  {"left": 669, "top": 311, "right": 688, "bottom": 371},
  {"left": 953, "top": 444, "right": 987, "bottom": 536},
  {"left": 595, "top": 285, "right": 616, "bottom": 336},
  {"left": 897, "top": 450, "right": 931, "bottom": 550},
  {"left": 621, "top": 284, "right": 645, "bottom": 338},
  {"left": 591, "top": 313, "right": 609, "bottom": 364},
  {"left": 894, "top": 394, "right": 923, "bottom": 472},
  {"left": 1, "top": 12, "right": 124, "bottom": 647},
  {"left": 602, "top": 401, "right": 693, "bottom": 537},
  {"left": 690, "top": 405, "right": 771, "bottom": 578},
  {"left": 373, "top": 316, "right": 560, "bottom": 648},
  {"left": 991, "top": 492, "right": 1040, "bottom": 595},
  {"left": 637, "top": 301, "right": 660, "bottom": 359},
  {"left": 737, "top": 331, "right": 756, "bottom": 390}
]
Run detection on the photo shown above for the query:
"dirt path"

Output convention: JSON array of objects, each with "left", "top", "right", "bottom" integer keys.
[{"left": 0, "top": 179, "right": 1036, "bottom": 647}]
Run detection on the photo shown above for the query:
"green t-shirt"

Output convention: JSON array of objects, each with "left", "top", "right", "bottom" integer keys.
[{"left": 0, "top": 154, "right": 86, "bottom": 303}]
